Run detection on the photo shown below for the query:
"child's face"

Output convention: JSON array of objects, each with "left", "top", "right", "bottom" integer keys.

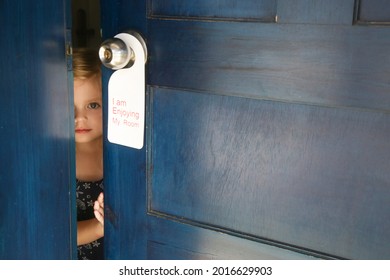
[{"left": 74, "top": 75, "right": 103, "bottom": 144}]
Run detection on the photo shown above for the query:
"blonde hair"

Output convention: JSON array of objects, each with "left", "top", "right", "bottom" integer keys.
[{"left": 72, "top": 48, "right": 101, "bottom": 80}]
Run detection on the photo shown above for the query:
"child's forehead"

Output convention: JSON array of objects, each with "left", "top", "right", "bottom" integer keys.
[
  {"left": 74, "top": 75, "right": 101, "bottom": 86},
  {"left": 74, "top": 79, "right": 102, "bottom": 101},
  {"left": 74, "top": 77, "right": 101, "bottom": 90}
]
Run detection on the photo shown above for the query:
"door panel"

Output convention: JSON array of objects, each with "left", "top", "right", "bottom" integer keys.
[
  {"left": 277, "top": 0, "right": 355, "bottom": 24},
  {"left": 149, "top": 87, "right": 390, "bottom": 259},
  {"left": 101, "top": 0, "right": 390, "bottom": 259},
  {"left": 150, "top": 0, "right": 277, "bottom": 22},
  {"left": 147, "top": 216, "right": 316, "bottom": 260},
  {"left": 0, "top": 0, "right": 75, "bottom": 259},
  {"left": 149, "top": 19, "right": 390, "bottom": 111},
  {"left": 358, "top": 0, "right": 390, "bottom": 23}
]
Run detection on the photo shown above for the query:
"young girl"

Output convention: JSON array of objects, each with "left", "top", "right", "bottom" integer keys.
[{"left": 73, "top": 48, "right": 104, "bottom": 260}]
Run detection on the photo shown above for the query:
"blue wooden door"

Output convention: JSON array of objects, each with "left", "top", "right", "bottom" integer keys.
[
  {"left": 0, "top": 0, "right": 75, "bottom": 259},
  {"left": 101, "top": 0, "right": 390, "bottom": 259}
]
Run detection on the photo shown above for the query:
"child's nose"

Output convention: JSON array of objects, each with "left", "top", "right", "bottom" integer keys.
[{"left": 74, "top": 108, "right": 87, "bottom": 122}]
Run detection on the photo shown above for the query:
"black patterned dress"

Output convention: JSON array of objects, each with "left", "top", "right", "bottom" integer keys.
[{"left": 76, "top": 179, "right": 104, "bottom": 260}]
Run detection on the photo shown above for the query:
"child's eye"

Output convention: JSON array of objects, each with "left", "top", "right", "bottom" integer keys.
[{"left": 87, "top": 102, "right": 101, "bottom": 109}]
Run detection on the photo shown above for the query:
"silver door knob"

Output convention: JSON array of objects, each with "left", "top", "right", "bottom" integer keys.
[{"left": 99, "top": 38, "right": 135, "bottom": 70}]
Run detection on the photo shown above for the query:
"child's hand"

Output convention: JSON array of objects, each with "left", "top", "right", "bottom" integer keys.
[{"left": 93, "top": 192, "right": 104, "bottom": 226}]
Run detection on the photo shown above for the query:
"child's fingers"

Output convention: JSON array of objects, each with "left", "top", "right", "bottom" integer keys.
[
  {"left": 97, "top": 192, "right": 104, "bottom": 207},
  {"left": 94, "top": 210, "right": 104, "bottom": 225},
  {"left": 94, "top": 201, "right": 104, "bottom": 225},
  {"left": 94, "top": 193, "right": 104, "bottom": 225},
  {"left": 94, "top": 200, "right": 104, "bottom": 214}
]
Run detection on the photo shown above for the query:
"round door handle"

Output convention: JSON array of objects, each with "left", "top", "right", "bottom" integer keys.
[{"left": 99, "top": 37, "right": 135, "bottom": 70}]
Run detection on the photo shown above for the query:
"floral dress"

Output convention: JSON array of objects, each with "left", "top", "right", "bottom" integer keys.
[{"left": 76, "top": 179, "right": 104, "bottom": 260}]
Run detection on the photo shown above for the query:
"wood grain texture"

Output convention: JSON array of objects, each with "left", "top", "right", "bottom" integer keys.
[
  {"left": 149, "top": 0, "right": 276, "bottom": 22},
  {"left": 147, "top": 216, "right": 318, "bottom": 259},
  {"left": 148, "top": 19, "right": 390, "bottom": 112},
  {"left": 149, "top": 87, "right": 390, "bottom": 259},
  {"left": 0, "top": 0, "right": 74, "bottom": 259},
  {"left": 357, "top": 0, "right": 390, "bottom": 24},
  {"left": 277, "top": 0, "right": 356, "bottom": 24}
]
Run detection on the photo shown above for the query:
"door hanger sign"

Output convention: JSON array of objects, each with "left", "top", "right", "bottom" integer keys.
[{"left": 99, "top": 32, "right": 147, "bottom": 149}]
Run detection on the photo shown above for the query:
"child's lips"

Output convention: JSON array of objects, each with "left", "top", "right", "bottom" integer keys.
[{"left": 75, "top": 128, "right": 92, "bottom": 133}]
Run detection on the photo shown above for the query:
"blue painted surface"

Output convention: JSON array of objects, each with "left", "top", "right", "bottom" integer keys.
[
  {"left": 101, "top": 0, "right": 390, "bottom": 259},
  {"left": 150, "top": 0, "right": 276, "bottom": 22},
  {"left": 277, "top": 0, "right": 356, "bottom": 24},
  {"left": 150, "top": 88, "right": 390, "bottom": 259},
  {"left": 358, "top": 0, "right": 390, "bottom": 23},
  {"left": 0, "top": 0, "right": 75, "bottom": 259},
  {"left": 148, "top": 19, "right": 390, "bottom": 111}
]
